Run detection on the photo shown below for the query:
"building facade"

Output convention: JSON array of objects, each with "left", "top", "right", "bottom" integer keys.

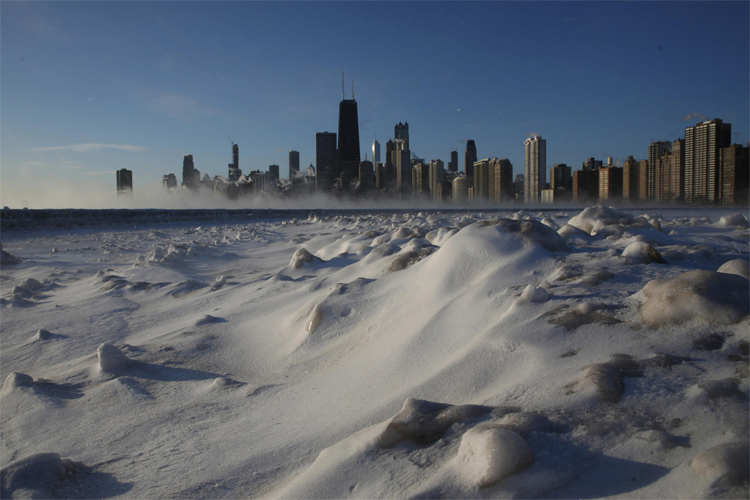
[
  {"left": 684, "top": 119, "right": 732, "bottom": 203},
  {"left": 465, "top": 140, "right": 477, "bottom": 178},
  {"left": 523, "top": 136, "right": 546, "bottom": 204},
  {"left": 315, "top": 132, "right": 338, "bottom": 191}
]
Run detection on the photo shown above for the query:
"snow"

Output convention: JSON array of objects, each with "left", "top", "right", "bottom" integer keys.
[{"left": 1, "top": 206, "right": 748, "bottom": 499}]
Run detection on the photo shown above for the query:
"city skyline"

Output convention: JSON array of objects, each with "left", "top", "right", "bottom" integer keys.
[{"left": 1, "top": 1, "right": 748, "bottom": 207}]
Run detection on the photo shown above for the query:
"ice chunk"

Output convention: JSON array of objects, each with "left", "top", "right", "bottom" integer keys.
[
  {"left": 377, "top": 398, "right": 492, "bottom": 448},
  {"left": 622, "top": 241, "right": 668, "bottom": 264},
  {"left": 640, "top": 271, "right": 749, "bottom": 326},
  {"left": 0, "top": 243, "right": 21, "bottom": 265},
  {"left": 557, "top": 224, "right": 590, "bottom": 241},
  {"left": 718, "top": 259, "right": 750, "bottom": 279},
  {"left": 34, "top": 329, "right": 52, "bottom": 341},
  {"left": 568, "top": 206, "right": 635, "bottom": 235},
  {"left": 290, "top": 247, "right": 320, "bottom": 268},
  {"left": 1, "top": 372, "right": 34, "bottom": 394},
  {"left": 97, "top": 343, "right": 132, "bottom": 372},
  {"left": 0, "top": 453, "right": 88, "bottom": 499},
  {"left": 518, "top": 284, "right": 549, "bottom": 303},
  {"left": 690, "top": 442, "right": 749, "bottom": 487},
  {"left": 453, "top": 424, "right": 534, "bottom": 488},
  {"left": 719, "top": 213, "right": 749, "bottom": 227},
  {"left": 19, "top": 278, "right": 43, "bottom": 291}
]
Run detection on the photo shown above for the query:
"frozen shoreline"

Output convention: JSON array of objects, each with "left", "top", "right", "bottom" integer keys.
[{"left": 1, "top": 206, "right": 748, "bottom": 499}]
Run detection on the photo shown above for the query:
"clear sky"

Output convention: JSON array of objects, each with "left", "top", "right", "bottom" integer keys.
[{"left": 2, "top": 1, "right": 748, "bottom": 208}]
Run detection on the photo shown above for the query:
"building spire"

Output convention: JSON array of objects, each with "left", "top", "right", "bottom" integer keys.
[
  {"left": 352, "top": 79, "right": 355, "bottom": 100},
  {"left": 342, "top": 72, "right": 345, "bottom": 100}
]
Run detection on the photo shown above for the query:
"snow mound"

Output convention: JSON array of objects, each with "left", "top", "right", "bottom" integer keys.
[
  {"left": 622, "top": 241, "right": 668, "bottom": 264},
  {"left": 557, "top": 223, "right": 591, "bottom": 241},
  {"left": 718, "top": 259, "right": 750, "bottom": 279},
  {"left": 568, "top": 206, "right": 635, "bottom": 235},
  {"left": 19, "top": 278, "right": 43, "bottom": 291},
  {"left": 690, "top": 442, "right": 749, "bottom": 487},
  {"left": 377, "top": 398, "right": 493, "bottom": 448},
  {"left": 640, "top": 271, "right": 750, "bottom": 326},
  {"left": 97, "top": 343, "right": 132, "bottom": 372},
  {"left": 34, "top": 329, "right": 53, "bottom": 341},
  {"left": 1, "top": 372, "right": 34, "bottom": 395},
  {"left": 0, "top": 243, "right": 21, "bottom": 265},
  {"left": 452, "top": 424, "right": 534, "bottom": 488},
  {"left": 0, "top": 453, "right": 88, "bottom": 499},
  {"left": 517, "top": 284, "right": 549, "bottom": 303},
  {"left": 718, "top": 213, "right": 749, "bottom": 227},
  {"left": 290, "top": 247, "right": 322, "bottom": 268},
  {"left": 195, "top": 314, "right": 226, "bottom": 326},
  {"left": 473, "top": 218, "right": 569, "bottom": 252}
]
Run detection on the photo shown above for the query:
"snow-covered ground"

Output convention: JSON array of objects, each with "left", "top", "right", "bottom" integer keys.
[{"left": 1, "top": 206, "right": 748, "bottom": 499}]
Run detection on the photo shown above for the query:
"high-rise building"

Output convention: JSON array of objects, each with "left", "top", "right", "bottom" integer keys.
[
  {"left": 412, "top": 162, "right": 430, "bottom": 196},
  {"left": 684, "top": 119, "right": 731, "bottom": 203},
  {"left": 582, "top": 157, "right": 602, "bottom": 171},
  {"left": 289, "top": 150, "right": 300, "bottom": 179},
  {"left": 573, "top": 169, "right": 598, "bottom": 202},
  {"left": 116, "top": 168, "right": 133, "bottom": 194},
  {"left": 449, "top": 150, "right": 458, "bottom": 172},
  {"left": 638, "top": 160, "right": 649, "bottom": 200},
  {"left": 162, "top": 173, "right": 177, "bottom": 190},
  {"left": 384, "top": 140, "right": 397, "bottom": 191},
  {"left": 473, "top": 159, "right": 491, "bottom": 200},
  {"left": 359, "top": 160, "right": 374, "bottom": 191},
  {"left": 648, "top": 141, "right": 671, "bottom": 200},
  {"left": 720, "top": 144, "right": 749, "bottom": 205},
  {"left": 372, "top": 140, "right": 380, "bottom": 165},
  {"left": 428, "top": 159, "right": 445, "bottom": 202},
  {"left": 465, "top": 140, "right": 477, "bottom": 178},
  {"left": 228, "top": 144, "right": 242, "bottom": 181},
  {"left": 523, "top": 136, "right": 546, "bottom": 203},
  {"left": 394, "top": 141, "right": 411, "bottom": 195},
  {"left": 338, "top": 85, "right": 361, "bottom": 185},
  {"left": 493, "top": 158, "right": 514, "bottom": 203},
  {"left": 670, "top": 139, "right": 685, "bottom": 201},
  {"left": 452, "top": 176, "right": 468, "bottom": 204},
  {"left": 182, "top": 154, "right": 200, "bottom": 190},
  {"left": 315, "top": 132, "right": 338, "bottom": 191},
  {"left": 622, "top": 156, "right": 639, "bottom": 200},
  {"left": 395, "top": 122, "right": 409, "bottom": 151},
  {"left": 269, "top": 164, "right": 280, "bottom": 181},
  {"left": 599, "top": 166, "right": 623, "bottom": 201},
  {"left": 549, "top": 164, "right": 572, "bottom": 201}
]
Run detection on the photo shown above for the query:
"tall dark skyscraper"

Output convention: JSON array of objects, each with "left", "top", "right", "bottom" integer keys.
[
  {"left": 465, "top": 140, "right": 477, "bottom": 177},
  {"left": 316, "top": 132, "right": 338, "bottom": 191},
  {"left": 395, "top": 122, "right": 409, "bottom": 151},
  {"left": 684, "top": 118, "right": 731, "bottom": 203},
  {"left": 182, "top": 154, "right": 200, "bottom": 190},
  {"left": 228, "top": 144, "right": 242, "bottom": 181},
  {"left": 116, "top": 168, "right": 133, "bottom": 194},
  {"left": 338, "top": 79, "right": 361, "bottom": 184},
  {"left": 449, "top": 150, "right": 458, "bottom": 172},
  {"left": 289, "top": 150, "right": 300, "bottom": 179}
]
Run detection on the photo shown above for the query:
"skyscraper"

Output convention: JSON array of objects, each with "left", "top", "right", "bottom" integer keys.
[
  {"left": 648, "top": 141, "right": 671, "bottom": 200},
  {"left": 116, "top": 168, "right": 133, "bottom": 194},
  {"left": 338, "top": 81, "right": 361, "bottom": 185},
  {"left": 684, "top": 119, "right": 731, "bottom": 203},
  {"left": 315, "top": 132, "right": 337, "bottom": 191},
  {"left": 228, "top": 144, "right": 242, "bottom": 181},
  {"left": 449, "top": 150, "right": 458, "bottom": 172},
  {"left": 720, "top": 144, "right": 749, "bottom": 205},
  {"left": 182, "top": 154, "right": 200, "bottom": 190},
  {"left": 395, "top": 122, "right": 409, "bottom": 151},
  {"left": 465, "top": 140, "right": 477, "bottom": 178},
  {"left": 268, "top": 164, "right": 280, "bottom": 181},
  {"left": 670, "top": 139, "right": 685, "bottom": 201},
  {"left": 523, "top": 136, "right": 546, "bottom": 203},
  {"left": 289, "top": 150, "right": 300, "bottom": 179},
  {"left": 372, "top": 140, "right": 380, "bottom": 165}
]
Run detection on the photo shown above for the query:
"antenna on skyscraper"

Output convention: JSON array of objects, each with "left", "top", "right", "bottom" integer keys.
[
  {"left": 342, "top": 72, "right": 345, "bottom": 100},
  {"left": 352, "top": 79, "right": 355, "bottom": 100}
]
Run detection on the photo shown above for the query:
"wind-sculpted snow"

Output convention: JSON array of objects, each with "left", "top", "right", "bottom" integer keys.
[{"left": 1, "top": 206, "right": 748, "bottom": 499}]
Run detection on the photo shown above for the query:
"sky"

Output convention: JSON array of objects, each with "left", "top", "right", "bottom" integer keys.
[{"left": 1, "top": 1, "right": 748, "bottom": 208}]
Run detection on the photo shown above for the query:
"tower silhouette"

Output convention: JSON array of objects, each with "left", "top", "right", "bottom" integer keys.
[{"left": 337, "top": 74, "right": 361, "bottom": 185}]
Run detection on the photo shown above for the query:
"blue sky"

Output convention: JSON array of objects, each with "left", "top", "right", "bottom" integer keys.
[{"left": 1, "top": 1, "right": 748, "bottom": 208}]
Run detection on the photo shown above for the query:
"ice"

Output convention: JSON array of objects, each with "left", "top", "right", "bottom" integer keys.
[
  {"left": 640, "top": 270, "right": 750, "bottom": 326},
  {"left": 718, "top": 258, "right": 750, "bottom": 279},
  {"left": 452, "top": 424, "right": 534, "bottom": 488},
  {"left": 718, "top": 213, "right": 749, "bottom": 227},
  {"left": 96, "top": 343, "right": 132, "bottom": 372},
  {"left": 2, "top": 207, "right": 749, "bottom": 499},
  {"left": 0, "top": 453, "right": 88, "bottom": 499},
  {"left": 622, "top": 241, "right": 668, "bottom": 264},
  {"left": 690, "top": 442, "right": 750, "bottom": 487}
]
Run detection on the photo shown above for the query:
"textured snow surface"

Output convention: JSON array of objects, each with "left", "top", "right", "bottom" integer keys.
[{"left": 1, "top": 206, "right": 748, "bottom": 499}]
